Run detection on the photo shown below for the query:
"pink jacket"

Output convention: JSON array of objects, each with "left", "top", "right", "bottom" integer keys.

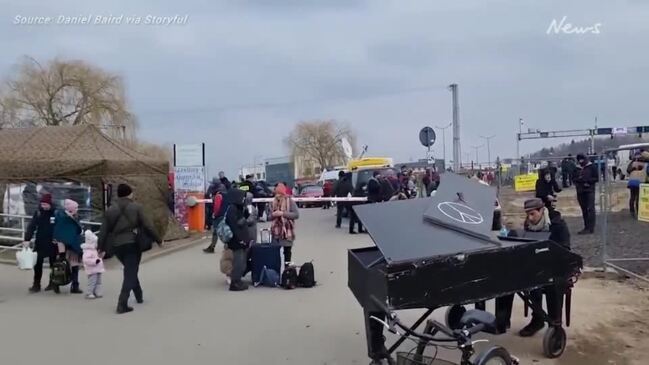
[{"left": 81, "top": 243, "right": 105, "bottom": 275}]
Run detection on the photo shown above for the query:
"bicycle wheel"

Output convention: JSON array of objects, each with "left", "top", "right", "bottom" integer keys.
[{"left": 473, "top": 346, "right": 514, "bottom": 365}]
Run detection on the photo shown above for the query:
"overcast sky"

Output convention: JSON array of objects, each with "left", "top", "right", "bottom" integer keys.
[{"left": 2, "top": 0, "right": 649, "bottom": 176}]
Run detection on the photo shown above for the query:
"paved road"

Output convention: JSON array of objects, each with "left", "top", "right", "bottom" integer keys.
[{"left": 0, "top": 208, "right": 622, "bottom": 365}]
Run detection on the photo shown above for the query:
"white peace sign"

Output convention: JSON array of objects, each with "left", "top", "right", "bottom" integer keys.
[{"left": 437, "top": 202, "right": 484, "bottom": 225}]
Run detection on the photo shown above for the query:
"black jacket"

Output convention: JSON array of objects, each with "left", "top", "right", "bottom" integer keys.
[
  {"left": 220, "top": 177, "right": 232, "bottom": 190},
  {"left": 225, "top": 190, "right": 250, "bottom": 250},
  {"left": 334, "top": 176, "right": 353, "bottom": 198},
  {"left": 574, "top": 163, "right": 599, "bottom": 193},
  {"left": 380, "top": 178, "right": 395, "bottom": 202},
  {"left": 98, "top": 198, "right": 161, "bottom": 252},
  {"left": 24, "top": 208, "right": 56, "bottom": 255},
  {"left": 548, "top": 210, "right": 571, "bottom": 249},
  {"left": 535, "top": 179, "right": 558, "bottom": 205},
  {"left": 367, "top": 177, "right": 382, "bottom": 203}
]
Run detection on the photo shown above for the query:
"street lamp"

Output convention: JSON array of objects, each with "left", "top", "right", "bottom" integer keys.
[
  {"left": 435, "top": 122, "right": 452, "bottom": 166},
  {"left": 470, "top": 144, "right": 483, "bottom": 169},
  {"left": 480, "top": 135, "right": 496, "bottom": 169}
]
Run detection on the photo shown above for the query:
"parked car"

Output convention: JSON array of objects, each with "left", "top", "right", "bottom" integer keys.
[{"left": 296, "top": 185, "right": 324, "bottom": 208}]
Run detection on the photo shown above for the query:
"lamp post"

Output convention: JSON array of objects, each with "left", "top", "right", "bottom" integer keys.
[
  {"left": 480, "top": 135, "right": 496, "bottom": 169},
  {"left": 471, "top": 144, "right": 483, "bottom": 171},
  {"left": 435, "top": 122, "right": 452, "bottom": 167}
]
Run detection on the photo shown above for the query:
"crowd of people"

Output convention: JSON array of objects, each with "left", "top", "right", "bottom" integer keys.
[{"left": 23, "top": 183, "right": 162, "bottom": 314}]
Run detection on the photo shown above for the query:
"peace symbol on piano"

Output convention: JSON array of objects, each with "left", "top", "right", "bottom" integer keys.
[{"left": 437, "top": 202, "right": 484, "bottom": 225}]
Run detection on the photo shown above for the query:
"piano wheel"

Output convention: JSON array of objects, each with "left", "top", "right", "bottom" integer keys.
[
  {"left": 445, "top": 305, "right": 467, "bottom": 330},
  {"left": 542, "top": 326, "right": 567, "bottom": 358}
]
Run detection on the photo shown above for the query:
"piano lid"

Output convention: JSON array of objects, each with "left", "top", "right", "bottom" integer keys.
[{"left": 354, "top": 173, "right": 503, "bottom": 264}]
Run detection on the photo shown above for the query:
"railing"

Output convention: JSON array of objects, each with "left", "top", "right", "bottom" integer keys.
[{"left": 0, "top": 213, "right": 101, "bottom": 254}]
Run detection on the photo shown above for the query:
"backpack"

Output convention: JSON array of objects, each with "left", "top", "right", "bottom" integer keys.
[
  {"left": 280, "top": 266, "right": 299, "bottom": 290},
  {"left": 257, "top": 266, "right": 280, "bottom": 287},
  {"left": 50, "top": 257, "right": 71, "bottom": 286},
  {"left": 297, "top": 261, "right": 316, "bottom": 288},
  {"left": 216, "top": 207, "right": 233, "bottom": 243}
]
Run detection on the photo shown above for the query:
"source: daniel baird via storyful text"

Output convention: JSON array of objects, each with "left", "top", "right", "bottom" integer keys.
[{"left": 13, "top": 14, "right": 189, "bottom": 26}]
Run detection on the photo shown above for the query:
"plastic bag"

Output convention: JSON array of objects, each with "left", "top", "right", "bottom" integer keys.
[{"left": 16, "top": 247, "right": 37, "bottom": 270}]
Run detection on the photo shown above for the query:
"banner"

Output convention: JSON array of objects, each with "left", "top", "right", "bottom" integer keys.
[
  {"left": 638, "top": 184, "right": 649, "bottom": 222},
  {"left": 174, "top": 143, "right": 205, "bottom": 167},
  {"left": 514, "top": 173, "right": 538, "bottom": 192},
  {"left": 174, "top": 166, "right": 206, "bottom": 228}
]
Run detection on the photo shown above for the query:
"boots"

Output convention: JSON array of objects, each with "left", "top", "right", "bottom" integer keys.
[
  {"left": 43, "top": 282, "right": 55, "bottom": 291},
  {"left": 203, "top": 246, "right": 215, "bottom": 254},
  {"left": 70, "top": 284, "right": 83, "bottom": 294},
  {"left": 134, "top": 289, "right": 144, "bottom": 304},
  {"left": 229, "top": 281, "right": 249, "bottom": 291},
  {"left": 518, "top": 318, "right": 545, "bottom": 337},
  {"left": 116, "top": 303, "right": 134, "bottom": 314},
  {"left": 28, "top": 284, "right": 41, "bottom": 293}
]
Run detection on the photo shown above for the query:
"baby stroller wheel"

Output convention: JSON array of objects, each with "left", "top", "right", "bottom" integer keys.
[
  {"left": 474, "top": 345, "right": 515, "bottom": 365},
  {"left": 444, "top": 304, "right": 466, "bottom": 330},
  {"left": 543, "top": 326, "right": 567, "bottom": 358}
]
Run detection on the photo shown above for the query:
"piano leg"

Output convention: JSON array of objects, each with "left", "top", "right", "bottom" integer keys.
[
  {"left": 364, "top": 310, "right": 390, "bottom": 361},
  {"left": 495, "top": 294, "right": 514, "bottom": 333}
]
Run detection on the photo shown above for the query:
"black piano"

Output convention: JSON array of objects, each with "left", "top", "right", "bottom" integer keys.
[{"left": 348, "top": 173, "right": 582, "bottom": 363}]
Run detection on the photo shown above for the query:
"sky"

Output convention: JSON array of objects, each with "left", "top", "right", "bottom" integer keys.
[{"left": 2, "top": 0, "right": 649, "bottom": 177}]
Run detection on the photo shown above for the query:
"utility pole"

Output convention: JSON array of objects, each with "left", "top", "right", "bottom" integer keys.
[
  {"left": 591, "top": 116, "right": 598, "bottom": 154},
  {"left": 435, "top": 122, "right": 452, "bottom": 167},
  {"left": 517, "top": 118, "right": 523, "bottom": 175},
  {"left": 449, "top": 84, "right": 461, "bottom": 172},
  {"left": 480, "top": 135, "right": 495, "bottom": 169},
  {"left": 471, "top": 145, "right": 483, "bottom": 170}
]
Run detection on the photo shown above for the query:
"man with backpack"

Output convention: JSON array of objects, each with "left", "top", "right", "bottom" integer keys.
[{"left": 204, "top": 184, "right": 229, "bottom": 253}]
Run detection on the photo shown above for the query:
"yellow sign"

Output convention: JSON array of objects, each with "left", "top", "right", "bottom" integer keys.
[
  {"left": 638, "top": 184, "right": 649, "bottom": 222},
  {"left": 514, "top": 173, "right": 538, "bottom": 192}
]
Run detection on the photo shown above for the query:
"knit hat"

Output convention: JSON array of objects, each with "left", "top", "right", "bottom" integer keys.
[
  {"left": 524, "top": 198, "right": 544, "bottom": 212},
  {"left": 117, "top": 183, "right": 132, "bottom": 198},
  {"left": 40, "top": 193, "right": 53, "bottom": 205},
  {"left": 84, "top": 230, "right": 98, "bottom": 246},
  {"left": 64, "top": 199, "right": 79, "bottom": 215},
  {"left": 576, "top": 154, "right": 587, "bottom": 162}
]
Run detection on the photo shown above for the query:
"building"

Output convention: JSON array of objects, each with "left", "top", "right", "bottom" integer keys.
[
  {"left": 397, "top": 159, "right": 446, "bottom": 173},
  {"left": 238, "top": 164, "right": 266, "bottom": 181},
  {"left": 264, "top": 156, "right": 295, "bottom": 188}
]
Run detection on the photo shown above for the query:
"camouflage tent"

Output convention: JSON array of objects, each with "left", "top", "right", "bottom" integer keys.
[{"left": 0, "top": 125, "right": 188, "bottom": 240}]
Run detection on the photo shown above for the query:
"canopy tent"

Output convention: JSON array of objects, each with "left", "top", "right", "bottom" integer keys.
[{"left": 0, "top": 125, "right": 188, "bottom": 241}]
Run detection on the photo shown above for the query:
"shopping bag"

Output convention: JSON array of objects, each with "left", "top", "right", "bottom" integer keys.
[{"left": 16, "top": 247, "right": 37, "bottom": 270}]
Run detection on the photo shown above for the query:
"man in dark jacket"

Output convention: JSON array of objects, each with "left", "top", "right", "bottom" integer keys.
[
  {"left": 23, "top": 193, "right": 56, "bottom": 293},
  {"left": 239, "top": 174, "right": 255, "bottom": 193},
  {"left": 573, "top": 153, "right": 598, "bottom": 234},
  {"left": 367, "top": 171, "right": 383, "bottom": 203},
  {"left": 218, "top": 171, "right": 232, "bottom": 190},
  {"left": 350, "top": 182, "right": 367, "bottom": 234},
  {"left": 518, "top": 198, "right": 570, "bottom": 337},
  {"left": 334, "top": 172, "right": 353, "bottom": 228},
  {"left": 98, "top": 184, "right": 162, "bottom": 314},
  {"left": 536, "top": 168, "right": 561, "bottom": 209},
  {"left": 224, "top": 189, "right": 251, "bottom": 291}
]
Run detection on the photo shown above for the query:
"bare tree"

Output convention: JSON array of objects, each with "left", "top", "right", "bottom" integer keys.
[
  {"left": 285, "top": 120, "right": 357, "bottom": 171},
  {"left": 0, "top": 57, "right": 136, "bottom": 135}
]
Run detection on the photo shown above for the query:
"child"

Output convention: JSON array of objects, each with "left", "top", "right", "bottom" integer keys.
[{"left": 81, "top": 230, "right": 105, "bottom": 299}]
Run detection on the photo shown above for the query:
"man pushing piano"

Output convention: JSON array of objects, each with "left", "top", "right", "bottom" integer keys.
[{"left": 348, "top": 173, "right": 582, "bottom": 365}]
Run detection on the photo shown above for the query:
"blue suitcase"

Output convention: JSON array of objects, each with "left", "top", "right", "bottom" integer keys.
[{"left": 250, "top": 244, "right": 281, "bottom": 284}]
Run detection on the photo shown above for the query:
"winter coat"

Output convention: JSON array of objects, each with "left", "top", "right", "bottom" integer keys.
[
  {"left": 225, "top": 190, "right": 251, "bottom": 250},
  {"left": 220, "top": 177, "right": 232, "bottom": 190},
  {"left": 81, "top": 243, "right": 105, "bottom": 275},
  {"left": 24, "top": 208, "right": 56, "bottom": 255},
  {"left": 367, "top": 177, "right": 382, "bottom": 203},
  {"left": 334, "top": 176, "right": 353, "bottom": 198},
  {"left": 52, "top": 210, "right": 83, "bottom": 255},
  {"left": 573, "top": 163, "right": 599, "bottom": 194},
  {"left": 627, "top": 160, "right": 647, "bottom": 187},
  {"left": 380, "top": 178, "right": 395, "bottom": 201},
  {"left": 239, "top": 180, "right": 254, "bottom": 193},
  {"left": 524, "top": 209, "right": 571, "bottom": 250},
  {"left": 270, "top": 196, "right": 299, "bottom": 247},
  {"left": 246, "top": 203, "right": 259, "bottom": 243},
  {"left": 535, "top": 178, "right": 559, "bottom": 206},
  {"left": 97, "top": 197, "right": 161, "bottom": 253}
]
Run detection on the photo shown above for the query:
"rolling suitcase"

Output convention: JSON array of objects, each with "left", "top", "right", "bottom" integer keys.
[{"left": 250, "top": 243, "right": 281, "bottom": 284}]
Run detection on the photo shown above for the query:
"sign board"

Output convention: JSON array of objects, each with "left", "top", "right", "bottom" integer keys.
[
  {"left": 612, "top": 127, "right": 628, "bottom": 136},
  {"left": 514, "top": 173, "right": 538, "bottom": 192},
  {"left": 174, "top": 166, "right": 206, "bottom": 192},
  {"left": 419, "top": 126, "right": 436, "bottom": 147},
  {"left": 174, "top": 143, "right": 205, "bottom": 167},
  {"left": 638, "top": 183, "right": 649, "bottom": 222}
]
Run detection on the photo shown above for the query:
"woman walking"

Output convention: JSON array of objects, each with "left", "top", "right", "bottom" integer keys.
[
  {"left": 626, "top": 151, "right": 648, "bottom": 218},
  {"left": 52, "top": 199, "right": 83, "bottom": 294},
  {"left": 98, "top": 184, "right": 161, "bottom": 314},
  {"left": 24, "top": 193, "right": 56, "bottom": 293},
  {"left": 270, "top": 183, "right": 299, "bottom": 266}
]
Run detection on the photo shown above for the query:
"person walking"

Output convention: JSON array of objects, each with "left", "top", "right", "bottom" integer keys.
[
  {"left": 350, "top": 182, "right": 367, "bottom": 234},
  {"left": 98, "top": 184, "right": 162, "bottom": 314},
  {"left": 81, "top": 230, "right": 105, "bottom": 300},
  {"left": 52, "top": 199, "right": 83, "bottom": 294},
  {"left": 23, "top": 193, "right": 57, "bottom": 293},
  {"left": 203, "top": 183, "right": 228, "bottom": 253},
  {"left": 334, "top": 172, "right": 353, "bottom": 228},
  {"left": 626, "top": 151, "right": 648, "bottom": 218},
  {"left": 270, "top": 182, "right": 299, "bottom": 266},
  {"left": 573, "top": 154, "right": 599, "bottom": 234}
]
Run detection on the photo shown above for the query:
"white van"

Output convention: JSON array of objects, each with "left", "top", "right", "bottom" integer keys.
[{"left": 615, "top": 143, "right": 649, "bottom": 179}]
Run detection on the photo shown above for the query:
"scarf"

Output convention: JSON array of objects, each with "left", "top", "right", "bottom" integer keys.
[
  {"left": 271, "top": 195, "right": 295, "bottom": 241},
  {"left": 526, "top": 208, "right": 551, "bottom": 232}
]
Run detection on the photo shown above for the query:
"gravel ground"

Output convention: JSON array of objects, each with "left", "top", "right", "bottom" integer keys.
[{"left": 566, "top": 211, "right": 649, "bottom": 276}]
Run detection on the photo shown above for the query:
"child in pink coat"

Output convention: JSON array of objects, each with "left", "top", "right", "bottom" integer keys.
[{"left": 82, "top": 230, "right": 105, "bottom": 299}]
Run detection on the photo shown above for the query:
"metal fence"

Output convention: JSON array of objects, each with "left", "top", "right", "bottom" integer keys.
[{"left": 599, "top": 144, "right": 649, "bottom": 283}]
